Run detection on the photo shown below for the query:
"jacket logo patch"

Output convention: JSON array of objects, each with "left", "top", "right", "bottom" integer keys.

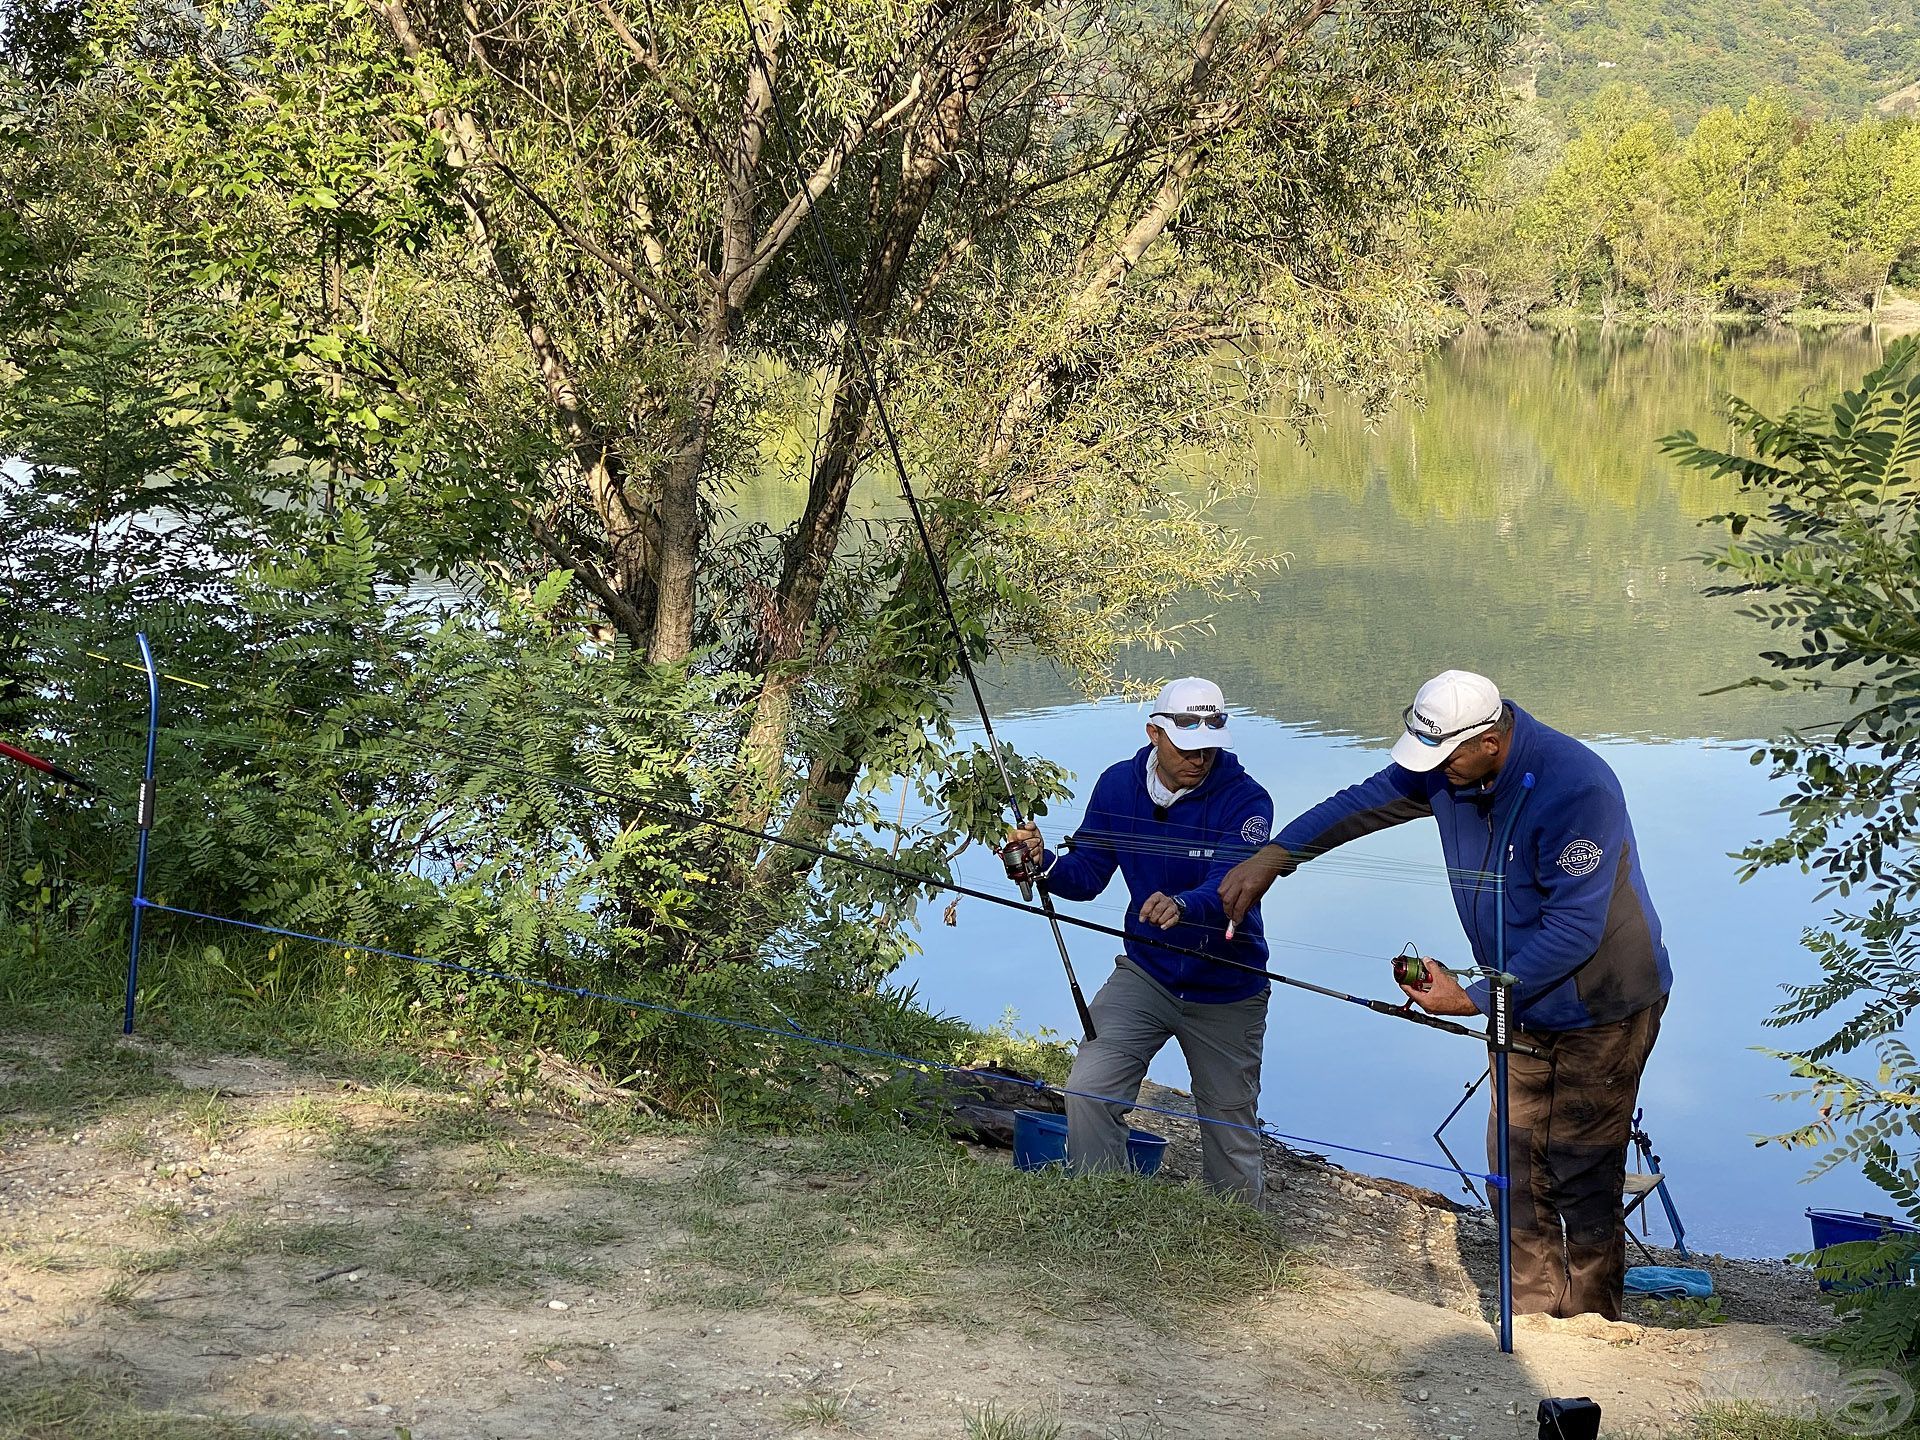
[
  {"left": 1241, "top": 816, "right": 1270, "bottom": 845},
  {"left": 1558, "top": 839, "right": 1604, "bottom": 877}
]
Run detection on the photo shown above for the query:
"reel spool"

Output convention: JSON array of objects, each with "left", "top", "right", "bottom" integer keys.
[{"left": 1393, "top": 943, "right": 1433, "bottom": 991}]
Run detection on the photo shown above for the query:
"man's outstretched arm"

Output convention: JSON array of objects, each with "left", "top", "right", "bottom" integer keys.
[{"left": 1218, "top": 765, "right": 1432, "bottom": 921}]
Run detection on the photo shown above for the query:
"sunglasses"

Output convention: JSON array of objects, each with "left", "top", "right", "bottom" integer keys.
[
  {"left": 1402, "top": 703, "right": 1501, "bottom": 748},
  {"left": 1153, "top": 710, "right": 1229, "bottom": 731}
]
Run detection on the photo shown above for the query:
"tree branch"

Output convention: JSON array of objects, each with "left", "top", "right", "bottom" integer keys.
[
  {"left": 521, "top": 506, "right": 652, "bottom": 646},
  {"left": 488, "top": 156, "right": 689, "bottom": 330}
]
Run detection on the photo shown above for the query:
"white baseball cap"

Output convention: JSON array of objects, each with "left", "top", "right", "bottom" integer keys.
[
  {"left": 1148, "top": 676, "right": 1234, "bottom": 752},
  {"left": 1389, "top": 670, "right": 1504, "bottom": 773}
]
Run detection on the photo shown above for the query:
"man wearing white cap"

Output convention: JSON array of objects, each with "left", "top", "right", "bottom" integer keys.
[
  {"left": 1218, "top": 670, "right": 1672, "bottom": 1319},
  {"left": 1006, "top": 677, "right": 1277, "bottom": 1202}
]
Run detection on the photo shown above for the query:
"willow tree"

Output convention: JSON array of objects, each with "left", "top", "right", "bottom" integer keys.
[{"left": 7, "top": 0, "right": 1518, "bottom": 968}]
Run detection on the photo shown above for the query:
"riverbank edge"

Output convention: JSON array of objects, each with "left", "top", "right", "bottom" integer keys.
[
  {"left": 0, "top": 1016, "right": 1862, "bottom": 1440},
  {"left": 1446, "top": 288, "right": 1920, "bottom": 335}
]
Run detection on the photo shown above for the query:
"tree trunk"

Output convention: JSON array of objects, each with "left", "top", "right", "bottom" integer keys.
[{"left": 734, "top": 18, "right": 1006, "bottom": 829}]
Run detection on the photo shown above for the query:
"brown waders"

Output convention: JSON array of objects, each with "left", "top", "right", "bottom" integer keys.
[{"left": 1490, "top": 996, "right": 1666, "bottom": 1320}]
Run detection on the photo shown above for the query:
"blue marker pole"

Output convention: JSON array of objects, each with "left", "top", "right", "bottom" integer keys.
[
  {"left": 1490, "top": 771, "right": 1536, "bottom": 1355},
  {"left": 122, "top": 631, "right": 160, "bottom": 1036}
]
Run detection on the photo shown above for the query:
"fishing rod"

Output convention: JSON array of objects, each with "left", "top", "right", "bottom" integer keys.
[
  {"left": 110, "top": 707, "right": 1527, "bottom": 1054},
  {"left": 1, "top": 737, "right": 100, "bottom": 793},
  {"left": 575, "top": 786, "right": 1530, "bottom": 1054},
  {"left": 119, "top": 708, "right": 1384, "bottom": 961},
  {"left": 731, "top": 1, "right": 1095, "bottom": 1039}
]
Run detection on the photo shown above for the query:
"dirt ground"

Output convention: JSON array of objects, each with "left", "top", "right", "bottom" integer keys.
[{"left": 0, "top": 1033, "right": 1880, "bottom": 1439}]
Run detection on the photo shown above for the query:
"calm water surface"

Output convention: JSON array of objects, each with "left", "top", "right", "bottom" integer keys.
[{"left": 891, "top": 328, "right": 1907, "bottom": 1259}]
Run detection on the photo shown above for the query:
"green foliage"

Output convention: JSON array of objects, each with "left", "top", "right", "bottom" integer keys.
[
  {"left": 1672, "top": 338, "right": 1920, "bottom": 1365},
  {"left": 949, "top": 1008, "right": 1076, "bottom": 1086},
  {"left": 0, "top": 0, "right": 1522, "bottom": 1136},
  {"left": 1527, "top": 0, "right": 1920, "bottom": 123},
  {"left": 1431, "top": 89, "right": 1920, "bottom": 321}
]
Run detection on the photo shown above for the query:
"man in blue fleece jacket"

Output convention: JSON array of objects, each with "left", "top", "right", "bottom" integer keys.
[
  {"left": 1006, "top": 677, "right": 1276, "bottom": 1203},
  {"left": 1218, "top": 670, "right": 1672, "bottom": 1318}
]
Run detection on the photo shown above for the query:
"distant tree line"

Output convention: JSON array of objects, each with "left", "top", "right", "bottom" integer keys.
[{"left": 1431, "top": 87, "right": 1920, "bottom": 324}]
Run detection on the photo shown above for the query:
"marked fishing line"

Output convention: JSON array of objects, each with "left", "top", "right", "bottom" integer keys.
[
  {"left": 102, "top": 715, "right": 1457, "bottom": 978},
  {"left": 71, "top": 647, "right": 1509, "bottom": 888},
  {"left": 95, "top": 712, "right": 1516, "bottom": 1049},
  {"left": 130, "top": 897, "right": 1500, "bottom": 1187}
]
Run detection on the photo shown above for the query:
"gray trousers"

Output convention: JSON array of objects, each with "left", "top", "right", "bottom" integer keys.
[{"left": 1065, "top": 958, "right": 1270, "bottom": 1205}]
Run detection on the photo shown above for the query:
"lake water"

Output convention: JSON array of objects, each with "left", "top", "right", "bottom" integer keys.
[{"left": 892, "top": 326, "right": 1908, "bottom": 1260}]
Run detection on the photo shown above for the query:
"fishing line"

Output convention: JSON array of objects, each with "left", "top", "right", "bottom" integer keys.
[
  {"left": 71, "top": 649, "right": 1515, "bottom": 981},
  {"left": 91, "top": 713, "right": 1519, "bottom": 1050},
  {"left": 126, "top": 897, "right": 1501, "bottom": 1185},
  {"left": 71, "top": 652, "right": 1497, "bottom": 890},
  {"left": 101, "top": 717, "right": 1401, "bottom": 964},
  {"left": 729, "top": 0, "right": 1097, "bottom": 1039},
  {"left": 110, "top": 710, "right": 1512, "bottom": 992}
]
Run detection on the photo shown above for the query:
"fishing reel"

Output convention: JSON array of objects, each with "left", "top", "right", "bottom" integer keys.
[
  {"left": 1393, "top": 941, "right": 1434, "bottom": 992},
  {"left": 1000, "top": 835, "right": 1043, "bottom": 901}
]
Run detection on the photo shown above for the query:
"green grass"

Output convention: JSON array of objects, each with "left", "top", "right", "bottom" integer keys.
[
  {"left": 1638, "top": 1294, "right": 1730, "bottom": 1329},
  {"left": 0, "top": 1031, "right": 184, "bottom": 1137},
  {"left": 180, "top": 1093, "right": 232, "bottom": 1151},
  {"left": 963, "top": 1402, "right": 1063, "bottom": 1440},
  {"left": 0, "top": 1369, "right": 304, "bottom": 1439},
  {"left": 266, "top": 1219, "right": 362, "bottom": 1260},
  {"left": 1689, "top": 1404, "right": 1878, "bottom": 1438},
  {"left": 266, "top": 1094, "right": 351, "bottom": 1133},
  {"left": 99, "top": 1197, "right": 636, "bottom": 1303},
  {"left": 374, "top": 1211, "right": 630, "bottom": 1294},
  {"left": 781, "top": 1390, "right": 853, "bottom": 1431},
  {"left": 6, "top": 1245, "right": 88, "bottom": 1274},
  {"left": 654, "top": 1132, "right": 1304, "bottom": 1331},
  {"left": 321, "top": 1125, "right": 404, "bottom": 1185}
]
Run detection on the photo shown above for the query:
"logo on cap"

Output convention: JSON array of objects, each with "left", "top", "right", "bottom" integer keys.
[
  {"left": 1557, "top": 839, "right": 1604, "bottom": 877},
  {"left": 1412, "top": 708, "right": 1443, "bottom": 735}
]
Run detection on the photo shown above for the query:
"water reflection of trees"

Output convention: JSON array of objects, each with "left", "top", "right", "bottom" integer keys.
[{"left": 991, "top": 331, "right": 1869, "bottom": 742}]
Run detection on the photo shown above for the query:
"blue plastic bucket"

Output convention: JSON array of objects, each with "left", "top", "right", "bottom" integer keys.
[
  {"left": 1013, "top": 1108, "right": 1069, "bottom": 1170},
  {"left": 1805, "top": 1209, "right": 1920, "bottom": 1292},
  {"left": 1126, "top": 1127, "right": 1169, "bottom": 1177},
  {"left": 1012, "top": 1109, "right": 1168, "bottom": 1176}
]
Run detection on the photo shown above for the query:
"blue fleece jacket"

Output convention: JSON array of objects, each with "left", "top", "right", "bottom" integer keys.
[
  {"left": 1271, "top": 704, "right": 1671, "bottom": 1031},
  {"left": 1041, "top": 746, "right": 1274, "bottom": 1004}
]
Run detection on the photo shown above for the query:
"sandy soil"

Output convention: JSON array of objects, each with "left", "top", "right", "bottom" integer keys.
[{"left": 0, "top": 1037, "right": 1877, "bottom": 1440}]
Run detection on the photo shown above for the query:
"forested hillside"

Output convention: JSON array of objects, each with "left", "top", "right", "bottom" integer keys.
[
  {"left": 1430, "top": 88, "right": 1920, "bottom": 322},
  {"left": 1526, "top": 0, "right": 1920, "bottom": 122}
]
